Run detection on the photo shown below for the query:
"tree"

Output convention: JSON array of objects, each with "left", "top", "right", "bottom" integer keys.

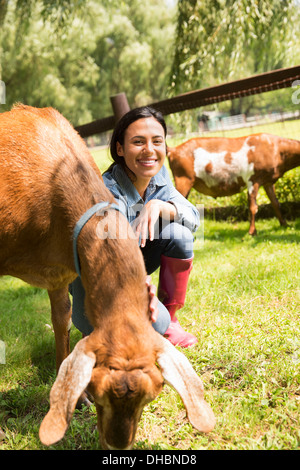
[
  {"left": 169, "top": 0, "right": 300, "bottom": 95},
  {"left": 89, "top": 0, "right": 176, "bottom": 116},
  {"left": 0, "top": 0, "right": 99, "bottom": 124},
  {"left": 0, "top": 0, "right": 176, "bottom": 125}
]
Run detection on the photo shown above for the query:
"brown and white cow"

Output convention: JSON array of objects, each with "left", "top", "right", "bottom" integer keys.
[{"left": 167, "top": 133, "right": 300, "bottom": 235}]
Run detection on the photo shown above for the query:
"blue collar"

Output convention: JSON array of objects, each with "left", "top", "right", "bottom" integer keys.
[{"left": 73, "top": 202, "right": 125, "bottom": 277}]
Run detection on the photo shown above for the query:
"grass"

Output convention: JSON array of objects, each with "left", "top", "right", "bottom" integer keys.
[{"left": 1, "top": 217, "right": 299, "bottom": 450}]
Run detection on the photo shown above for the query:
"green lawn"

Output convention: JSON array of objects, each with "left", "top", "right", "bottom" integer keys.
[{"left": 1, "top": 217, "right": 299, "bottom": 450}]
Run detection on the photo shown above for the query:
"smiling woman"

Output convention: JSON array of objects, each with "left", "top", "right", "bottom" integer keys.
[
  {"left": 70, "top": 106, "right": 201, "bottom": 348},
  {"left": 116, "top": 117, "right": 166, "bottom": 197}
]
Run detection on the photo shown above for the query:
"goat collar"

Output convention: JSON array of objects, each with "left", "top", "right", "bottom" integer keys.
[{"left": 73, "top": 201, "right": 125, "bottom": 277}]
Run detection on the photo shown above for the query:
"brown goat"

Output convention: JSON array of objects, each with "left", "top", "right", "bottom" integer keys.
[
  {"left": 167, "top": 134, "right": 300, "bottom": 235},
  {"left": 0, "top": 104, "right": 215, "bottom": 450}
]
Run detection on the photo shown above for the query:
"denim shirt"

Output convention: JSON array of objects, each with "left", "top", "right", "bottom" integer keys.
[{"left": 102, "top": 164, "right": 200, "bottom": 233}]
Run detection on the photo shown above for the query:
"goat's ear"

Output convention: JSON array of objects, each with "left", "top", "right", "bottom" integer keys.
[
  {"left": 39, "top": 337, "right": 96, "bottom": 446},
  {"left": 155, "top": 335, "right": 216, "bottom": 433}
]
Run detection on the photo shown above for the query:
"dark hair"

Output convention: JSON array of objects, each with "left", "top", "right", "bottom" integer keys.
[{"left": 108, "top": 106, "right": 167, "bottom": 171}]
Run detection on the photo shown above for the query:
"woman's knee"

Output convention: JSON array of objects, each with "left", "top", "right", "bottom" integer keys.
[
  {"left": 141, "top": 222, "right": 194, "bottom": 272},
  {"left": 152, "top": 301, "right": 171, "bottom": 334}
]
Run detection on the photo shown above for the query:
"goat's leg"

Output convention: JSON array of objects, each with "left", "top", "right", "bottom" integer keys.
[
  {"left": 0, "top": 426, "right": 6, "bottom": 441},
  {"left": 48, "top": 286, "right": 93, "bottom": 408},
  {"left": 47, "top": 287, "right": 72, "bottom": 373},
  {"left": 263, "top": 183, "right": 287, "bottom": 227},
  {"left": 247, "top": 182, "right": 260, "bottom": 236}
]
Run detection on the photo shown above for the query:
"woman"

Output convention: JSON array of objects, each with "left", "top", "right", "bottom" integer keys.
[{"left": 71, "top": 106, "right": 200, "bottom": 348}]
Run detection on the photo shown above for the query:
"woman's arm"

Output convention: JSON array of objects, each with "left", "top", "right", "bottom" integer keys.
[{"left": 132, "top": 199, "right": 177, "bottom": 248}]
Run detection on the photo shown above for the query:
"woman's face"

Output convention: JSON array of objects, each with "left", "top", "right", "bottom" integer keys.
[{"left": 116, "top": 117, "right": 166, "bottom": 185}]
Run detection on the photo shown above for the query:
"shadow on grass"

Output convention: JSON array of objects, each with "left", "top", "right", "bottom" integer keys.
[
  {"left": 0, "top": 280, "right": 81, "bottom": 384},
  {"left": 0, "top": 281, "right": 87, "bottom": 449}
]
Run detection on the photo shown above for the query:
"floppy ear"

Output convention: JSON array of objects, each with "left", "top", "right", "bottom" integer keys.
[
  {"left": 39, "top": 337, "right": 96, "bottom": 446},
  {"left": 155, "top": 335, "right": 216, "bottom": 433}
]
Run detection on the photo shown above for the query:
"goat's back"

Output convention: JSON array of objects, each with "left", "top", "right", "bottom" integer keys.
[
  {"left": 0, "top": 104, "right": 105, "bottom": 207},
  {"left": 0, "top": 104, "right": 113, "bottom": 288}
]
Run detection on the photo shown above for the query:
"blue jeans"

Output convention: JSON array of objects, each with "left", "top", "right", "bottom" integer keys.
[
  {"left": 141, "top": 221, "right": 194, "bottom": 273},
  {"left": 71, "top": 222, "right": 194, "bottom": 336}
]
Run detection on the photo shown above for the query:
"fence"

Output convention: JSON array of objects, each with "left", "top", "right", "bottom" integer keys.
[{"left": 75, "top": 65, "right": 300, "bottom": 139}]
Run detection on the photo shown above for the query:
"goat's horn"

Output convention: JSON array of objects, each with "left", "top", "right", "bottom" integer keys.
[
  {"left": 155, "top": 335, "right": 216, "bottom": 433},
  {"left": 39, "top": 337, "right": 96, "bottom": 446}
]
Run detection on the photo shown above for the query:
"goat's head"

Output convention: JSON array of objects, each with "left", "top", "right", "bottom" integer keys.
[
  {"left": 89, "top": 363, "right": 163, "bottom": 449},
  {"left": 39, "top": 331, "right": 215, "bottom": 449}
]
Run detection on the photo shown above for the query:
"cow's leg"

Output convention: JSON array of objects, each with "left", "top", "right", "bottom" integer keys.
[
  {"left": 263, "top": 183, "right": 287, "bottom": 227},
  {"left": 247, "top": 182, "right": 260, "bottom": 236},
  {"left": 48, "top": 286, "right": 72, "bottom": 373}
]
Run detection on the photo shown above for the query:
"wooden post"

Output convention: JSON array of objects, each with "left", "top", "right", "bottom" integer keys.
[{"left": 110, "top": 93, "right": 130, "bottom": 123}]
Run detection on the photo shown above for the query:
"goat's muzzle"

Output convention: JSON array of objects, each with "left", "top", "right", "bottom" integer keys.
[
  {"left": 95, "top": 403, "right": 141, "bottom": 450},
  {"left": 90, "top": 367, "right": 163, "bottom": 450}
]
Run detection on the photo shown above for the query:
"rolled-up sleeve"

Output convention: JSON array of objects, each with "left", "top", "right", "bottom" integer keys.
[
  {"left": 159, "top": 165, "right": 200, "bottom": 233},
  {"left": 103, "top": 164, "right": 201, "bottom": 232}
]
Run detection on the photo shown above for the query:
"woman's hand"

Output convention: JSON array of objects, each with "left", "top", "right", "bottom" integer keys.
[
  {"left": 146, "top": 275, "right": 159, "bottom": 323},
  {"left": 132, "top": 199, "right": 177, "bottom": 247}
]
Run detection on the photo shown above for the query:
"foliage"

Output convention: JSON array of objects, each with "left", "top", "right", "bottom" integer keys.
[
  {"left": 0, "top": 0, "right": 176, "bottom": 125},
  {"left": 169, "top": 0, "right": 300, "bottom": 95},
  {"left": 0, "top": 0, "right": 87, "bottom": 27},
  {"left": 1, "top": 0, "right": 299, "bottom": 128},
  {"left": 274, "top": 167, "right": 300, "bottom": 203}
]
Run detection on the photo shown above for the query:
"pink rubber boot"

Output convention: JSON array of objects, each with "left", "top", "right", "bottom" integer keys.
[{"left": 158, "top": 254, "right": 198, "bottom": 348}]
